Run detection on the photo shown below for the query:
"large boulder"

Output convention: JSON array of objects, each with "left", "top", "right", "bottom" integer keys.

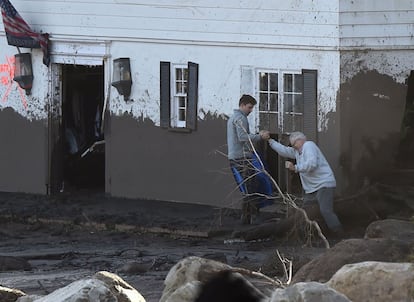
[
  {"left": 17, "top": 271, "right": 145, "bottom": 302},
  {"left": 159, "top": 256, "right": 231, "bottom": 302},
  {"left": 365, "top": 219, "right": 414, "bottom": 243},
  {"left": 164, "top": 281, "right": 201, "bottom": 302},
  {"left": 0, "top": 285, "right": 26, "bottom": 302},
  {"left": 292, "top": 238, "right": 412, "bottom": 283},
  {"left": 327, "top": 261, "right": 414, "bottom": 302},
  {"left": 269, "top": 282, "right": 351, "bottom": 302}
]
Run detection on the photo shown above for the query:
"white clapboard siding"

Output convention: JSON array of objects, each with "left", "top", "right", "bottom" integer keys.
[
  {"left": 339, "top": 0, "right": 414, "bottom": 49},
  {"left": 1, "top": 0, "right": 339, "bottom": 48}
]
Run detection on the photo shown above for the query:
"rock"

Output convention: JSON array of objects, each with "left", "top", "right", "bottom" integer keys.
[
  {"left": 23, "top": 271, "right": 145, "bottom": 302},
  {"left": 118, "top": 261, "right": 154, "bottom": 274},
  {"left": 164, "top": 281, "right": 201, "bottom": 302},
  {"left": 93, "top": 271, "right": 146, "bottom": 301},
  {"left": 327, "top": 261, "right": 414, "bottom": 302},
  {"left": 159, "top": 256, "right": 231, "bottom": 302},
  {"left": 365, "top": 219, "right": 414, "bottom": 243},
  {"left": 292, "top": 238, "right": 412, "bottom": 283},
  {"left": 269, "top": 282, "right": 351, "bottom": 302},
  {"left": 0, "top": 256, "right": 31, "bottom": 271},
  {"left": 0, "top": 285, "right": 26, "bottom": 302},
  {"left": 16, "top": 295, "right": 43, "bottom": 302}
]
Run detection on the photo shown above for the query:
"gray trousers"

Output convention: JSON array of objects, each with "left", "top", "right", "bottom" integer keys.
[{"left": 304, "top": 187, "right": 342, "bottom": 232}]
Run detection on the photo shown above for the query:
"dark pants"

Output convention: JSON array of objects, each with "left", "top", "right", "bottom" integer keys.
[
  {"left": 229, "top": 158, "right": 261, "bottom": 223},
  {"left": 304, "top": 187, "right": 343, "bottom": 232}
]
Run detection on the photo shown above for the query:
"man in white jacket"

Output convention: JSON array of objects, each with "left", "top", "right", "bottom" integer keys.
[{"left": 267, "top": 131, "right": 343, "bottom": 234}]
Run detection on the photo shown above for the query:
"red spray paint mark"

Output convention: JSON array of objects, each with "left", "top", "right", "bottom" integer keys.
[{"left": 0, "top": 56, "right": 28, "bottom": 110}]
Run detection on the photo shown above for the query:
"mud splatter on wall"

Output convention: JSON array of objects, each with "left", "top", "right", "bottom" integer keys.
[{"left": 339, "top": 69, "right": 406, "bottom": 193}]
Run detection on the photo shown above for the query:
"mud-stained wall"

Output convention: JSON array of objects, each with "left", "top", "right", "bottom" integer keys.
[
  {"left": 107, "top": 113, "right": 239, "bottom": 207},
  {"left": 0, "top": 108, "right": 47, "bottom": 194},
  {"left": 339, "top": 70, "right": 406, "bottom": 193},
  {"left": 0, "top": 48, "right": 49, "bottom": 195}
]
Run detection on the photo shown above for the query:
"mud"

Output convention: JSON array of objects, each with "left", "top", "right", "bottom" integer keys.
[{"left": 0, "top": 191, "right": 330, "bottom": 301}]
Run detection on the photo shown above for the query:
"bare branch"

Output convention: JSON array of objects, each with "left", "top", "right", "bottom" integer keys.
[{"left": 229, "top": 266, "right": 285, "bottom": 288}]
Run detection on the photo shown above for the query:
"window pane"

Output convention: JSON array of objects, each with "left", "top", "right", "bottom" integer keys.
[
  {"left": 284, "top": 94, "right": 293, "bottom": 112},
  {"left": 269, "top": 112, "right": 278, "bottom": 133},
  {"left": 293, "top": 94, "right": 303, "bottom": 113},
  {"left": 283, "top": 113, "right": 303, "bottom": 133},
  {"left": 269, "top": 93, "right": 278, "bottom": 111},
  {"left": 182, "top": 82, "right": 187, "bottom": 94},
  {"left": 179, "top": 108, "right": 186, "bottom": 121},
  {"left": 283, "top": 113, "right": 293, "bottom": 133},
  {"left": 284, "top": 74, "right": 293, "bottom": 92},
  {"left": 269, "top": 73, "right": 278, "bottom": 91},
  {"left": 183, "top": 68, "right": 188, "bottom": 81},
  {"left": 259, "top": 112, "right": 279, "bottom": 133},
  {"left": 178, "top": 96, "right": 186, "bottom": 108},
  {"left": 176, "top": 82, "right": 182, "bottom": 93},
  {"left": 294, "top": 74, "right": 303, "bottom": 93},
  {"left": 176, "top": 68, "right": 182, "bottom": 80},
  {"left": 259, "top": 93, "right": 268, "bottom": 111},
  {"left": 259, "top": 72, "right": 268, "bottom": 91},
  {"left": 259, "top": 112, "right": 269, "bottom": 130}
]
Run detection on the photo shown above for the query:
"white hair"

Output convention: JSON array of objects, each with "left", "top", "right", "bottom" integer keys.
[{"left": 289, "top": 131, "right": 307, "bottom": 145}]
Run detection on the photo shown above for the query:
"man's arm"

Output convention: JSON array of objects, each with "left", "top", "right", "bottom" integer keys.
[
  {"left": 234, "top": 117, "right": 260, "bottom": 143},
  {"left": 268, "top": 139, "right": 296, "bottom": 159}
]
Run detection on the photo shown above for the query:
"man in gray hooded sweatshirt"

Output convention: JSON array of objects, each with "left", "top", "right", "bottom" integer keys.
[{"left": 227, "top": 94, "right": 269, "bottom": 224}]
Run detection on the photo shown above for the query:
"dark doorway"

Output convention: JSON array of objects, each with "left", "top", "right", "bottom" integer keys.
[{"left": 61, "top": 65, "right": 105, "bottom": 190}]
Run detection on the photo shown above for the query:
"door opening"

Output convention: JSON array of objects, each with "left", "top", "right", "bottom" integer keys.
[{"left": 61, "top": 64, "right": 105, "bottom": 191}]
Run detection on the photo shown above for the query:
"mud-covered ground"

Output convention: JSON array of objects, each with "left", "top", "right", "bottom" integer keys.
[{"left": 0, "top": 191, "right": 351, "bottom": 301}]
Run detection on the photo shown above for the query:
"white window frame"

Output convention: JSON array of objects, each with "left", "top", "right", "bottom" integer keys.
[
  {"left": 256, "top": 69, "right": 303, "bottom": 134},
  {"left": 171, "top": 64, "right": 188, "bottom": 128}
]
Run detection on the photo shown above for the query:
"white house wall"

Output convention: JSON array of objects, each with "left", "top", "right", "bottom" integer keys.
[
  {"left": 0, "top": 0, "right": 342, "bottom": 124},
  {"left": 339, "top": 0, "right": 414, "bottom": 50},
  {"left": 20, "top": 0, "right": 339, "bottom": 48},
  {"left": 109, "top": 42, "right": 340, "bottom": 132}
]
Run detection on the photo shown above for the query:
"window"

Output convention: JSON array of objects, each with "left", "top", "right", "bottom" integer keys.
[
  {"left": 283, "top": 73, "right": 304, "bottom": 133},
  {"left": 257, "top": 69, "right": 317, "bottom": 141},
  {"left": 256, "top": 69, "right": 317, "bottom": 194},
  {"left": 160, "top": 62, "right": 199, "bottom": 130},
  {"left": 173, "top": 65, "right": 188, "bottom": 128}
]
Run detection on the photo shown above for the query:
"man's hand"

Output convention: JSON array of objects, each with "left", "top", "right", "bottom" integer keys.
[
  {"left": 285, "top": 161, "right": 296, "bottom": 172},
  {"left": 259, "top": 130, "right": 270, "bottom": 140}
]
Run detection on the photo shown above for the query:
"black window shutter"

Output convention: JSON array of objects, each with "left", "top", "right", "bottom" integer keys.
[
  {"left": 160, "top": 61, "right": 171, "bottom": 128},
  {"left": 187, "top": 62, "right": 199, "bottom": 130},
  {"left": 302, "top": 69, "right": 318, "bottom": 143}
]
